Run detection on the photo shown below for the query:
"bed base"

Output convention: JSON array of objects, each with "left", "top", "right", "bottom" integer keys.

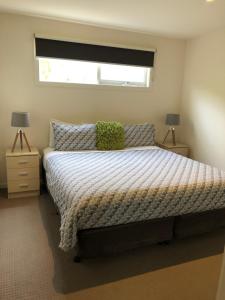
[
  {"left": 76, "top": 216, "right": 174, "bottom": 260},
  {"left": 74, "top": 208, "right": 225, "bottom": 262}
]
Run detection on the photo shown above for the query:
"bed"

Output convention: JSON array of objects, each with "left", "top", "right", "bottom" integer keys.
[{"left": 43, "top": 145, "right": 225, "bottom": 261}]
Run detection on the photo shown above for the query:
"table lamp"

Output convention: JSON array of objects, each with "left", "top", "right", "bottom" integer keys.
[
  {"left": 162, "top": 113, "right": 180, "bottom": 146},
  {"left": 11, "top": 112, "right": 31, "bottom": 152}
]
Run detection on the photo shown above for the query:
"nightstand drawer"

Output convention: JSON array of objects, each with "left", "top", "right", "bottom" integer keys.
[
  {"left": 8, "top": 179, "right": 39, "bottom": 193},
  {"left": 7, "top": 168, "right": 39, "bottom": 181},
  {"left": 6, "top": 155, "right": 39, "bottom": 169}
]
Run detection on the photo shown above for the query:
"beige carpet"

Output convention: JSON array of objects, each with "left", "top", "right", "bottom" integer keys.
[{"left": 0, "top": 190, "right": 224, "bottom": 300}]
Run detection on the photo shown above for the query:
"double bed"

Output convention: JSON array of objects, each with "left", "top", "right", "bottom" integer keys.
[{"left": 43, "top": 145, "right": 225, "bottom": 261}]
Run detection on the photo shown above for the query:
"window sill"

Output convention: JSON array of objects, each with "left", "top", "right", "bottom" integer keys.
[{"left": 35, "top": 80, "right": 153, "bottom": 92}]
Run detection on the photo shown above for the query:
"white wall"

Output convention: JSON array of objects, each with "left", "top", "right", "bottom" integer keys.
[
  {"left": 181, "top": 28, "right": 225, "bottom": 170},
  {"left": 0, "top": 13, "right": 186, "bottom": 186}
]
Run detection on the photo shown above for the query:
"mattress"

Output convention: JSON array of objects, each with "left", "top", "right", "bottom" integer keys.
[{"left": 43, "top": 147, "right": 225, "bottom": 251}]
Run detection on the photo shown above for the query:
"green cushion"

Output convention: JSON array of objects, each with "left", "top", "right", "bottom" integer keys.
[{"left": 96, "top": 121, "right": 125, "bottom": 150}]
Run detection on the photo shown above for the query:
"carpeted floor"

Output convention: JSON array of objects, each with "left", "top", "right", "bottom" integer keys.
[{"left": 0, "top": 190, "right": 224, "bottom": 300}]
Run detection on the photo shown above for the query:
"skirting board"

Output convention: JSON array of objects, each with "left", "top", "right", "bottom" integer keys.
[{"left": 8, "top": 190, "right": 40, "bottom": 199}]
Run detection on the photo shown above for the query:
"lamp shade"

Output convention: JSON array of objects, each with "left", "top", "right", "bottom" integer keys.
[
  {"left": 165, "top": 114, "right": 180, "bottom": 126},
  {"left": 11, "top": 112, "right": 30, "bottom": 128}
]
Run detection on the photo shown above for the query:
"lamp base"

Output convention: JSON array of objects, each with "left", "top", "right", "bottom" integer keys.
[
  {"left": 162, "top": 127, "right": 176, "bottom": 146},
  {"left": 11, "top": 129, "right": 31, "bottom": 152}
]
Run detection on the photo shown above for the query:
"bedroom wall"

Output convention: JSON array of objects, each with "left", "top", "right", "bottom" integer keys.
[
  {"left": 0, "top": 13, "right": 186, "bottom": 186},
  {"left": 181, "top": 28, "right": 225, "bottom": 170}
]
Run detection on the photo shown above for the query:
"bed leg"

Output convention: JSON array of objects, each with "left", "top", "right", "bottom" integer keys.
[{"left": 74, "top": 255, "right": 81, "bottom": 263}]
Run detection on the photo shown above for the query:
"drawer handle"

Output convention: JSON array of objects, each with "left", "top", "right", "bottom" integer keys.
[
  {"left": 19, "top": 184, "right": 29, "bottom": 188},
  {"left": 18, "top": 172, "right": 28, "bottom": 176},
  {"left": 18, "top": 161, "right": 28, "bottom": 164}
]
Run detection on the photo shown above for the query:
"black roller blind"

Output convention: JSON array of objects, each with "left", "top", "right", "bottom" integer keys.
[{"left": 35, "top": 38, "right": 155, "bottom": 67}]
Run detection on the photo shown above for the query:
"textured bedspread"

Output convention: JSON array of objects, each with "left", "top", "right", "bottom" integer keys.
[{"left": 44, "top": 148, "right": 225, "bottom": 251}]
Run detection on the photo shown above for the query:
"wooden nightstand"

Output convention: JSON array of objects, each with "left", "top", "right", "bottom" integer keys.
[
  {"left": 157, "top": 142, "right": 190, "bottom": 157},
  {"left": 6, "top": 147, "right": 40, "bottom": 199}
]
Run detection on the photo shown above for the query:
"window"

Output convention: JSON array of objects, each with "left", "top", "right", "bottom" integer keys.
[
  {"left": 35, "top": 37, "right": 155, "bottom": 88},
  {"left": 99, "top": 63, "right": 150, "bottom": 87},
  {"left": 38, "top": 57, "right": 151, "bottom": 87}
]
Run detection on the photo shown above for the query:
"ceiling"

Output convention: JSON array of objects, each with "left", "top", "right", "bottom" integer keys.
[{"left": 0, "top": 0, "right": 225, "bottom": 39}]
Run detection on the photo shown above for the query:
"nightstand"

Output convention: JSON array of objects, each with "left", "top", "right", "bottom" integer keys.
[
  {"left": 157, "top": 142, "right": 190, "bottom": 157},
  {"left": 6, "top": 147, "right": 40, "bottom": 199}
]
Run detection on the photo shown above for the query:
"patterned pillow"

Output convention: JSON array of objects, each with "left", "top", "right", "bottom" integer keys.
[
  {"left": 49, "top": 119, "right": 77, "bottom": 148},
  {"left": 124, "top": 123, "right": 155, "bottom": 147},
  {"left": 52, "top": 122, "right": 96, "bottom": 151}
]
